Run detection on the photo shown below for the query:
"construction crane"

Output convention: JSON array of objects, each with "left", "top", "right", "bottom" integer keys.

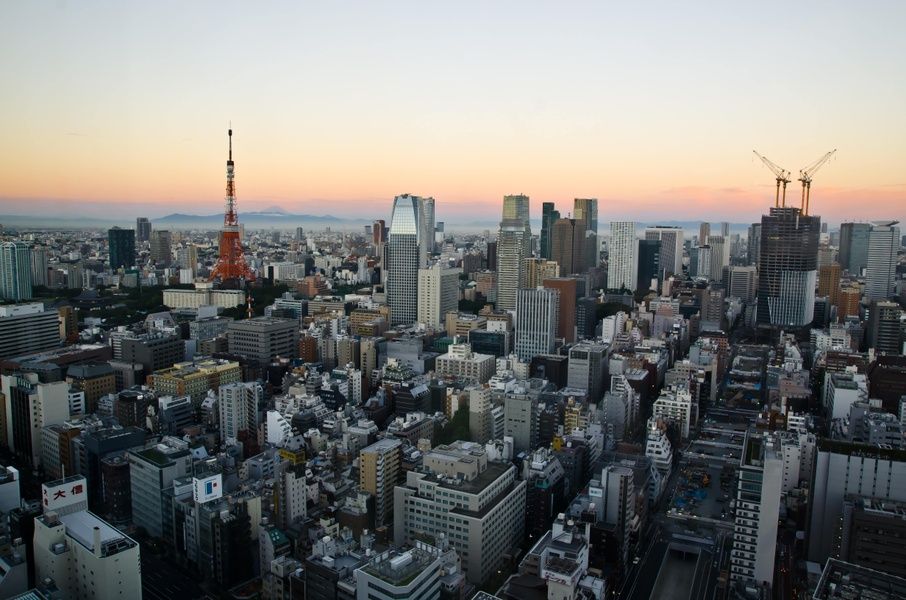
[
  {"left": 753, "top": 150, "right": 792, "bottom": 208},
  {"left": 798, "top": 149, "right": 837, "bottom": 216}
]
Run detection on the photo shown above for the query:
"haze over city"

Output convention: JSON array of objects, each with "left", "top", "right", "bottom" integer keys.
[{"left": 2, "top": 1, "right": 906, "bottom": 224}]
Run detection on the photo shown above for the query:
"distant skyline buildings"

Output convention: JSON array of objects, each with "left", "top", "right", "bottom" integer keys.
[{"left": 607, "top": 221, "right": 637, "bottom": 291}]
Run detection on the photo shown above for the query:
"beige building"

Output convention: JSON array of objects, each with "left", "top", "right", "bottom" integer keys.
[
  {"left": 445, "top": 312, "right": 487, "bottom": 339},
  {"left": 359, "top": 438, "right": 403, "bottom": 527},
  {"left": 150, "top": 358, "right": 241, "bottom": 407},
  {"left": 417, "top": 263, "right": 461, "bottom": 329},
  {"left": 524, "top": 257, "right": 560, "bottom": 289},
  {"left": 435, "top": 343, "right": 495, "bottom": 384},
  {"left": 162, "top": 283, "right": 245, "bottom": 309}
]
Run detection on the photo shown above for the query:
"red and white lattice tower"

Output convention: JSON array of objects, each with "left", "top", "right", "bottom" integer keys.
[{"left": 210, "top": 128, "right": 255, "bottom": 282}]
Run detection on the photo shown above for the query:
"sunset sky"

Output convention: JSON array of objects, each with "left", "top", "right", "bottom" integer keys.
[{"left": 1, "top": 1, "right": 905, "bottom": 226}]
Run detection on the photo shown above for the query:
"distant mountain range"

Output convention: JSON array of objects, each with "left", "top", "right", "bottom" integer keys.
[{"left": 0, "top": 211, "right": 768, "bottom": 233}]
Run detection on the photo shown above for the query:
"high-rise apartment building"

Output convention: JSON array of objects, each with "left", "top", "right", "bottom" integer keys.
[
  {"left": 756, "top": 207, "right": 820, "bottom": 329},
  {"left": 0, "top": 242, "right": 33, "bottom": 302},
  {"left": 644, "top": 226, "right": 684, "bottom": 276},
  {"left": 607, "top": 222, "right": 637, "bottom": 291},
  {"left": 551, "top": 218, "right": 585, "bottom": 276},
  {"left": 515, "top": 287, "right": 559, "bottom": 361},
  {"left": 730, "top": 430, "right": 782, "bottom": 586},
  {"left": 150, "top": 230, "right": 172, "bottom": 266},
  {"left": 219, "top": 381, "right": 263, "bottom": 441},
  {"left": 497, "top": 194, "right": 532, "bottom": 312},
  {"left": 360, "top": 438, "right": 402, "bottom": 527},
  {"left": 525, "top": 258, "right": 560, "bottom": 289},
  {"left": 421, "top": 196, "right": 436, "bottom": 255},
  {"left": 707, "top": 234, "right": 729, "bottom": 281},
  {"left": 387, "top": 194, "right": 424, "bottom": 325},
  {"left": 30, "top": 245, "right": 49, "bottom": 287},
  {"left": 839, "top": 222, "right": 871, "bottom": 274},
  {"left": 136, "top": 217, "right": 152, "bottom": 243},
  {"left": 540, "top": 202, "right": 560, "bottom": 259},
  {"left": 865, "top": 221, "right": 900, "bottom": 301},
  {"left": 108, "top": 227, "right": 135, "bottom": 270},
  {"left": 417, "top": 263, "right": 460, "bottom": 329}
]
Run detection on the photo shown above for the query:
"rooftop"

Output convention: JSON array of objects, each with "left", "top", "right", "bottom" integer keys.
[{"left": 813, "top": 558, "right": 906, "bottom": 600}]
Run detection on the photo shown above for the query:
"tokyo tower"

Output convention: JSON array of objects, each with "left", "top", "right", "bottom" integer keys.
[{"left": 210, "top": 128, "right": 255, "bottom": 282}]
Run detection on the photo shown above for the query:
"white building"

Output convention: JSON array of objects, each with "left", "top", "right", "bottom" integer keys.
[
  {"left": 825, "top": 370, "right": 868, "bottom": 420},
  {"left": 865, "top": 221, "right": 900, "bottom": 301},
  {"left": 730, "top": 430, "right": 782, "bottom": 586},
  {"left": 163, "top": 283, "right": 245, "bottom": 309},
  {"left": 607, "top": 222, "right": 637, "bottom": 291},
  {"left": 417, "top": 263, "right": 460, "bottom": 329},
  {"left": 393, "top": 441, "right": 526, "bottom": 585},
  {"left": 354, "top": 542, "right": 445, "bottom": 600},
  {"left": 33, "top": 476, "right": 142, "bottom": 600},
  {"left": 496, "top": 195, "right": 532, "bottom": 312},
  {"left": 651, "top": 386, "right": 695, "bottom": 439},
  {"left": 515, "top": 287, "right": 559, "bottom": 361},
  {"left": 435, "top": 342, "right": 496, "bottom": 384},
  {"left": 645, "top": 417, "right": 673, "bottom": 478},
  {"left": 218, "top": 381, "right": 263, "bottom": 441}
]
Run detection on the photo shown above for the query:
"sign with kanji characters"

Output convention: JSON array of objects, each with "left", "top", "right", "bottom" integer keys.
[
  {"left": 42, "top": 477, "right": 88, "bottom": 513},
  {"left": 193, "top": 473, "right": 222, "bottom": 504}
]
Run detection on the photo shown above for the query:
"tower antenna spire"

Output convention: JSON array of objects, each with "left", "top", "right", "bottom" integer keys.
[{"left": 228, "top": 123, "right": 232, "bottom": 161}]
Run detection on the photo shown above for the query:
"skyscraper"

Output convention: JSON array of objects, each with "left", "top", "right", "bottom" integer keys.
[
  {"left": 30, "top": 245, "right": 48, "bottom": 288},
  {"left": 497, "top": 194, "right": 532, "bottom": 312},
  {"left": 839, "top": 222, "right": 871, "bottom": 274},
  {"left": 551, "top": 218, "right": 584, "bottom": 276},
  {"left": 636, "top": 239, "right": 661, "bottom": 291},
  {"left": 574, "top": 197, "right": 599, "bottom": 270},
  {"left": 865, "top": 221, "right": 900, "bottom": 302},
  {"left": 360, "top": 437, "right": 402, "bottom": 527},
  {"left": 108, "top": 227, "right": 135, "bottom": 270},
  {"left": 515, "top": 287, "right": 559, "bottom": 360},
  {"left": 756, "top": 207, "right": 820, "bottom": 329},
  {"left": 644, "top": 226, "right": 684, "bottom": 276},
  {"left": 387, "top": 194, "right": 424, "bottom": 325},
  {"left": 0, "top": 242, "right": 33, "bottom": 302},
  {"left": 866, "top": 300, "right": 903, "bottom": 354},
  {"left": 136, "top": 217, "right": 151, "bottom": 243},
  {"left": 817, "top": 263, "right": 841, "bottom": 306},
  {"left": 502, "top": 193, "right": 530, "bottom": 223},
  {"left": 699, "top": 222, "right": 711, "bottom": 245},
  {"left": 607, "top": 222, "right": 637, "bottom": 291},
  {"left": 747, "top": 223, "right": 761, "bottom": 266},
  {"left": 420, "top": 196, "right": 436, "bottom": 256},
  {"left": 150, "top": 230, "right": 172, "bottom": 266},
  {"left": 540, "top": 202, "right": 560, "bottom": 260}
]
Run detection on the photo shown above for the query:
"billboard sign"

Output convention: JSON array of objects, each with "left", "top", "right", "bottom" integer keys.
[{"left": 193, "top": 473, "right": 223, "bottom": 504}]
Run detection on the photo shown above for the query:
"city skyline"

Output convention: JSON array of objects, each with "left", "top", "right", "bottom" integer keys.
[{"left": 2, "top": 2, "right": 906, "bottom": 225}]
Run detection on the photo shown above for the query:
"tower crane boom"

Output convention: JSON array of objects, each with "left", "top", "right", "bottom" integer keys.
[
  {"left": 798, "top": 149, "right": 836, "bottom": 216},
  {"left": 753, "top": 150, "right": 792, "bottom": 208}
]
